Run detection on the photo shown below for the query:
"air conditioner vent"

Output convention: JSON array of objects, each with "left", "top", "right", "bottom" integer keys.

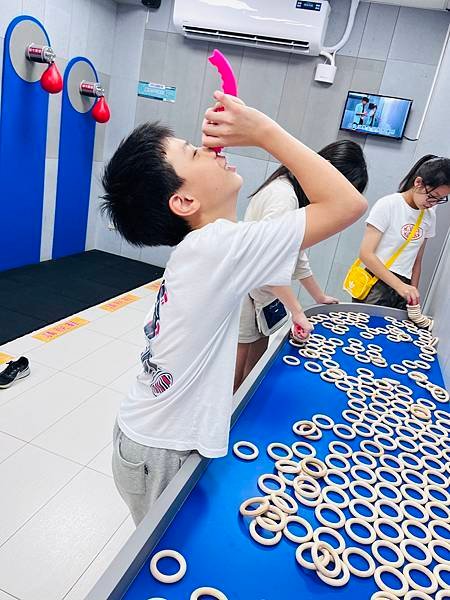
[{"left": 182, "top": 26, "right": 310, "bottom": 53}]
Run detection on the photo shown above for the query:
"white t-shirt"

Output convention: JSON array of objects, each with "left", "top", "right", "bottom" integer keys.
[
  {"left": 244, "top": 176, "right": 312, "bottom": 307},
  {"left": 366, "top": 192, "right": 436, "bottom": 279},
  {"left": 118, "top": 210, "right": 306, "bottom": 458}
]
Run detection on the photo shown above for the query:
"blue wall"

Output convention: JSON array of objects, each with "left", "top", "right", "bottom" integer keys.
[
  {"left": 0, "top": 16, "right": 50, "bottom": 271},
  {"left": 52, "top": 57, "right": 97, "bottom": 260}
]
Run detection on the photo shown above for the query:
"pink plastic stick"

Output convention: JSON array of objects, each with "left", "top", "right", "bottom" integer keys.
[{"left": 207, "top": 49, "right": 238, "bottom": 153}]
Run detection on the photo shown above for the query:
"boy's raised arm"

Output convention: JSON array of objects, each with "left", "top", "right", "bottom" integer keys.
[{"left": 202, "top": 92, "right": 368, "bottom": 249}]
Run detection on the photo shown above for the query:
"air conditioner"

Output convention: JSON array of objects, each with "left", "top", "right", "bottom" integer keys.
[
  {"left": 367, "top": 0, "right": 449, "bottom": 8},
  {"left": 172, "top": 0, "right": 331, "bottom": 56}
]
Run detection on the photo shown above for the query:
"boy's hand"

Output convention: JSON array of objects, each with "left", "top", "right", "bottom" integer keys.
[
  {"left": 291, "top": 310, "right": 313, "bottom": 341},
  {"left": 202, "top": 91, "right": 276, "bottom": 149}
]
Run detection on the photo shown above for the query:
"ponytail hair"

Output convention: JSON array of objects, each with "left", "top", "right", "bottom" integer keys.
[
  {"left": 249, "top": 140, "right": 368, "bottom": 209},
  {"left": 398, "top": 155, "right": 450, "bottom": 192}
]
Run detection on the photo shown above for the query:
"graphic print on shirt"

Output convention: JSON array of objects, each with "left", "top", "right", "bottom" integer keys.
[
  {"left": 141, "top": 280, "right": 174, "bottom": 396},
  {"left": 400, "top": 224, "right": 423, "bottom": 241}
]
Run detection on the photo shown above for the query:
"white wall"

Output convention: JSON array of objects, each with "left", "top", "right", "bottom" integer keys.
[
  {"left": 425, "top": 232, "right": 450, "bottom": 388},
  {"left": 92, "top": 2, "right": 147, "bottom": 258},
  {"left": 120, "top": 0, "right": 450, "bottom": 287},
  {"left": 418, "top": 25, "right": 450, "bottom": 388}
]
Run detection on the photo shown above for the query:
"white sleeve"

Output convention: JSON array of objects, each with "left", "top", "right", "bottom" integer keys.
[
  {"left": 292, "top": 250, "right": 313, "bottom": 280},
  {"left": 366, "top": 197, "right": 390, "bottom": 233},
  {"left": 251, "top": 181, "right": 298, "bottom": 221},
  {"left": 230, "top": 209, "right": 306, "bottom": 296}
]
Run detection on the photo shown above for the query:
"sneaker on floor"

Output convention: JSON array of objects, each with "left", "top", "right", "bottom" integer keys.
[{"left": 0, "top": 357, "right": 30, "bottom": 389}]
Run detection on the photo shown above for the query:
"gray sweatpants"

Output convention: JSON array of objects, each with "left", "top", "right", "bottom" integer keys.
[{"left": 112, "top": 422, "right": 191, "bottom": 525}]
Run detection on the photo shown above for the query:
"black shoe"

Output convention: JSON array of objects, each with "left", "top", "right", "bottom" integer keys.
[{"left": 0, "top": 357, "right": 30, "bottom": 389}]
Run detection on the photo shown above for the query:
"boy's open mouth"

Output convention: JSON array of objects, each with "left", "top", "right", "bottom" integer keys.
[{"left": 217, "top": 153, "right": 237, "bottom": 172}]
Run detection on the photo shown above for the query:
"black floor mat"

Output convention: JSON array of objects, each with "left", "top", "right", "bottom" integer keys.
[{"left": 0, "top": 250, "right": 164, "bottom": 345}]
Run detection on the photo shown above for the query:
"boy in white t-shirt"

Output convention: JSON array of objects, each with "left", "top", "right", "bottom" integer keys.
[{"left": 101, "top": 91, "right": 367, "bottom": 524}]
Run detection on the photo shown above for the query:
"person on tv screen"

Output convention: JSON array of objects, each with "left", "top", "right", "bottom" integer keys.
[
  {"left": 353, "top": 96, "right": 369, "bottom": 126},
  {"left": 368, "top": 103, "right": 378, "bottom": 127}
]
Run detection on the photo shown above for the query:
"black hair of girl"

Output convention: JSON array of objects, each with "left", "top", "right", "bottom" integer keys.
[
  {"left": 250, "top": 140, "right": 368, "bottom": 209},
  {"left": 398, "top": 155, "right": 450, "bottom": 193}
]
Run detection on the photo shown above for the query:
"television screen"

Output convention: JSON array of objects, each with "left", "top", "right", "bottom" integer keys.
[{"left": 340, "top": 91, "right": 413, "bottom": 140}]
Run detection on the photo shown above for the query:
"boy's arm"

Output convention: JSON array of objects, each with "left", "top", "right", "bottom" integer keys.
[
  {"left": 202, "top": 92, "right": 367, "bottom": 248},
  {"left": 262, "top": 127, "right": 367, "bottom": 249},
  {"left": 267, "top": 285, "right": 313, "bottom": 336}
]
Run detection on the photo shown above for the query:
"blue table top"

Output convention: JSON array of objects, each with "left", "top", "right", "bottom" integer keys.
[{"left": 122, "top": 313, "right": 449, "bottom": 600}]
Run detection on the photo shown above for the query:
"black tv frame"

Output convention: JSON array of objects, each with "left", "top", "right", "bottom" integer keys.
[{"left": 339, "top": 90, "right": 413, "bottom": 140}]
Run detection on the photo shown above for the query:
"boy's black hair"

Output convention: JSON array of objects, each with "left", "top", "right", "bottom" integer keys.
[
  {"left": 101, "top": 122, "right": 191, "bottom": 247},
  {"left": 250, "top": 140, "right": 368, "bottom": 209},
  {"left": 362, "top": 96, "right": 369, "bottom": 103}
]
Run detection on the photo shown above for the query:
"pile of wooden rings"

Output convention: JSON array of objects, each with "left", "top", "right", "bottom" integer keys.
[
  {"left": 407, "top": 304, "right": 434, "bottom": 331},
  {"left": 236, "top": 310, "right": 449, "bottom": 597}
]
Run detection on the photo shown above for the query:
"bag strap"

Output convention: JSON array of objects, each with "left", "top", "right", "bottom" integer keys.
[
  {"left": 349, "top": 209, "right": 424, "bottom": 274},
  {"left": 384, "top": 209, "right": 424, "bottom": 269}
]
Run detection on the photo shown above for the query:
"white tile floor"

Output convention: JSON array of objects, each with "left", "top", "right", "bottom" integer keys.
[{"left": 0, "top": 281, "right": 160, "bottom": 600}]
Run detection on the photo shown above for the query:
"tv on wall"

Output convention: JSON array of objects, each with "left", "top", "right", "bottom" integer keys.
[{"left": 340, "top": 91, "right": 413, "bottom": 140}]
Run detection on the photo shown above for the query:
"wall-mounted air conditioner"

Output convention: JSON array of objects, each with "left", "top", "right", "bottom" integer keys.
[{"left": 173, "top": 0, "right": 331, "bottom": 56}]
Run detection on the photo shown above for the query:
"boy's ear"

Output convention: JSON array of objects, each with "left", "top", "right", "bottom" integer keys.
[{"left": 169, "top": 193, "right": 200, "bottom": 218}]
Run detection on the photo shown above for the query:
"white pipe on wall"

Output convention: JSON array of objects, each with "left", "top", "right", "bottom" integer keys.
[{"left": 322, "top": 0, "right": 360, "bottom": 55}]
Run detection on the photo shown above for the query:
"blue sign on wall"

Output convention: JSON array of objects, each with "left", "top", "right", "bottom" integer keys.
[{"left": 138, "top": 81, "right": 177, "bottom": 102}]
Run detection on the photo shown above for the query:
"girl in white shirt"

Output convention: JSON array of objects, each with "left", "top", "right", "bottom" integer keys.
[
  {"left": 357, "top": 155, "right": 450, "bottom": 309},
  {"left": 235, "top": 141, "right": 368, "bottom": 390}
]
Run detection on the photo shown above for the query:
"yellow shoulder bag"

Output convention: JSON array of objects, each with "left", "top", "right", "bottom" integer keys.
[{"left": 343, "top": 209, "right": 424, "bottom": 301}]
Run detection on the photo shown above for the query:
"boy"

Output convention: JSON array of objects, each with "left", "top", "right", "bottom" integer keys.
[{"left": 102, "top": 92, "right": 367, "bottom": 525}]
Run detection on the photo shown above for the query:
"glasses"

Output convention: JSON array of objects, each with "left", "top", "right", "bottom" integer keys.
[{"left": 424, "top": 186, "right": 448, "bottom": 205}]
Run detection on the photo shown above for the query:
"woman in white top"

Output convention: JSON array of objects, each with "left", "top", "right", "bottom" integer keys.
[
  {"left": 235, "top": 141, "right": 368, "bottom": 390},
  {"left": 357, "top": 155, "right": 450, "bottom": 309}
]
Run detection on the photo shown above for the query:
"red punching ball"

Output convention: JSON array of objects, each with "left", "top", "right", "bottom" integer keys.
[
  {"left": 92, "top": 96, "right": 110, "bottom": 123},
  {"left": 40, "top": 62, "right": 63, "bottom": 94}
]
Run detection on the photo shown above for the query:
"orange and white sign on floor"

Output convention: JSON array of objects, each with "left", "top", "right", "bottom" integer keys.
[
  {"left": 146, "top": 279, "right": 162, "bottom": 292},
  {"left": 0, "top": 352, "right": 13, "bottom": 365},
  {"left": 100, "top": 294, "right": 140, "bottom": 312},
  {"left": 33, "top": 317, "right": 89, "bottom": 342}
]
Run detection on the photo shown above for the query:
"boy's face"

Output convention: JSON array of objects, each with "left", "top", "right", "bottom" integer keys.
[{"left": 165, "top": 137, "right": 243, "bottom": 223}]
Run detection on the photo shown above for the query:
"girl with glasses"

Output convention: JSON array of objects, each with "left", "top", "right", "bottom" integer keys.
[{"left": 355, "top": 155, "right": 450, "bottom": 309}]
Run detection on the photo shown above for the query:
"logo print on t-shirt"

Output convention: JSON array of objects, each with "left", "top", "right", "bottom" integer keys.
[
  {"left": 400, "top": 224, "right": 423, "bottom": 241},
  {"left": 144, "top": 280, "right": 168, "bottom": 341},
  {"left": 140, "top": 280, "right": 174, "bottom": 395},
  {"left": 150, "top": 370, "right": 173, "bottom": 396}
]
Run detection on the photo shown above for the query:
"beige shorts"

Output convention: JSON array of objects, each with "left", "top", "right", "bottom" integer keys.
[{"left": 239, "top": 295, "right": 264, "bottom": 343}]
